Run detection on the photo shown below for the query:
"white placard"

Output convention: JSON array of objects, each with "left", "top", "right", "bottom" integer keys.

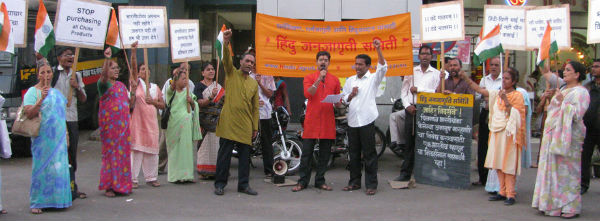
[
  {"left": 1, "top": 0, "right": 27, "bottom": 48},
  {"left": 420, "top": 0, "right": 465, "bottom": 43},
  {"left": 483, "top": 5, "right": 527, "bottom": 51},
  {"left": 526, "top": 4, "right": 571, "bottom": 50},
  {"left": 54, "top": 0, "right": 111, "bottom": 49},
  {"left": 119, "top": 6, "right": 169, "bottom": 49},
  {"left": 588, "top": 0, "right": 600, "bottom": 44},
  {"left": 169, "top": 19, "right": 201, "bottom": 63}
]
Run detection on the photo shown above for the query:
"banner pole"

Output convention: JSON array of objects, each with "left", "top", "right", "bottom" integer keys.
[{"left": 66, "top": 47, "right": 80, "bottom": 107}]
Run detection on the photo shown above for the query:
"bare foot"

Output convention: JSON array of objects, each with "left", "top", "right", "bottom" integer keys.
[
  {"left": 147, "top": 181, "right": 160, "bottom": 187},
  {"left": 104, "top": 190, "right": 116, "bottom": 197},
  {"left": 30, "top": 208, "right": 42, "bottom": 214}
]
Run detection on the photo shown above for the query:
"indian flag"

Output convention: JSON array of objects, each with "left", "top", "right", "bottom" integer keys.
[
  {"left": 34, "top": 0, "right": 55, "bottom": 58},
  {"left": 0, "top": 2, "right": 14, "bottom": 54},
  {"left": 215, "top": 24, "right": 233, "bottom": 60},
  {"left": 536, "top": 21, "right": 558, "bottom": 67},
  {"left": 105, "top": 8, "right": 121, "bottom": 54},
  {"left": 473, "top": 24, "right": 503, "bottom": 65}
]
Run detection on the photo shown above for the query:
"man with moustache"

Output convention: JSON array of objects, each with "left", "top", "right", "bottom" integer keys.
[
  {"left": 436, "top": 57, "right": 474, "bottom": 95},
  {"left": 581, "top": 59, "right": 600, "bottom": 194}
]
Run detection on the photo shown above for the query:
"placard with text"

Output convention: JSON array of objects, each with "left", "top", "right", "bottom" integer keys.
[
  {"left": 1, "top": 0, "right": 27, "bottom": 47},
  {"left": 526, "top": 4, "right": 571, "bottom": 50},
  {"left": 169, "top": 19, "right": 201, "bottom": 63},
  {"left": 588, "top": 0, "right": 600, "bottom": 44},
  {"left": 118, "top": 6, "right": 169, "bottom": 49},
  {"left": 54, "top": 0, "right": 111, "bottom": 49},
  {"left": 420, "top": 0, "right": 465, "bottom": 43},
  {"left": 414, "top": 92, "right": 473, "bottom": 189},
  {"left": 483, "top": 5, "right": 529, "bottom": 51}
]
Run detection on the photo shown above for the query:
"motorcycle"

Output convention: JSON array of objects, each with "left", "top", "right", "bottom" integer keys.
[
  {"left": 234, "top": 106, "right": 303, "bottom": 175},
  {"left": 299, "top": 100, "right": 386, "bottom": 169}
]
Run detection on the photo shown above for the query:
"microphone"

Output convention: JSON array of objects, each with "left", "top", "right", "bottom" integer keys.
[{"left": 319, "top": 65, "right": 326, "bottom": 83}]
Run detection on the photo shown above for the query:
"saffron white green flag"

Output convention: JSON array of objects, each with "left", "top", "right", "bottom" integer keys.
[
  {"left": 536, "top": 22, "right": 558, "bottom": 67},
  {"left": 0, "top": 2, "right": 14, "bottom": 54},
  {"left": 34, "top": 0, "right": 55, "bottom": 57},
  {"left": 215, "top": 24, "right": 233, "bottom": 60},
  {"left": 473, "top": 24, "right": 503, "bottom": 66}
]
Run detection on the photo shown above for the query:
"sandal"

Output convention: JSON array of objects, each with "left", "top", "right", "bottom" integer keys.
[
  {"left": 561, "top": 213, "right": 579, "bottom": 219},
  {"left": 342, "top": 185, "right": 361, "bottom": 191},
  {"left": 291, "top": 184, "right": 306, "bottom": 192},
  {"left": 366, "top": 189, "right": 377, "bottom": 195},
  {"left": 30, "top": 208, "right": 42, "bottom": 214},
  {"left": 104, "top": 190, "right": 116, "bottom": 198},
  {"left": 147, "top": 181, "right": 161, "bottom": 187},
  {"left": 132, "top": 183, "right": 139, "bottom": 189},
  {"left": 316, "top": 184, "right": 333, "bottom": 191},
  {"left": 77, "top": 191, "right": 87, "bottom": 199}
]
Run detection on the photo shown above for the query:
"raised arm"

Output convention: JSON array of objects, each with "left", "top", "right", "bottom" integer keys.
[
  {"left": 460, "top": 71, "right": 488, "bottom": 97},
  {"left": 222, "top": 29, "right": 235, "bottom": 77},
  {"left": 100, "top": 47, "right": 112, "bottom": 84},
  {"left": 130, "top": 41, "right": 139, "bottom": 80},
  {"left": 373, "top": 39, "right": 387, "bottom": 84}
]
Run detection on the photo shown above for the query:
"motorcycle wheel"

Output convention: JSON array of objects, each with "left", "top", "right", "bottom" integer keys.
[
  {"left": 273, "top": 138, "right": 302, "bottom": 175},
  {"left": 312, "top": 143, "right": 335, "bottom": 169},
  {"left": 375, "top": 128, "right": 386, "bottom": 158}
]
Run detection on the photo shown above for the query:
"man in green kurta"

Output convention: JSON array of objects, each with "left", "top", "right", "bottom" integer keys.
[{"left": 214, "top": 29, "right": 260, "bottom": 196}]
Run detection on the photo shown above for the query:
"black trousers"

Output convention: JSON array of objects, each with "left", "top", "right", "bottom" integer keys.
[
  {"left": 347, "top": 122, "right": 378, "bottom": 189},
  {"left": 214, "top": 138, "right": 250, "bottom": 190},
  {"left": 298, "top": 139, "right": 333, "bottom": 187},
  {"left": 66, "top": 121, "right": 80, "bottom": 193},
  {"left": 260, "top": 119, "right": 274, "bottom": 176},
  {"left": 400, "top": 110, "right": 415, "bottom": 177},
  {"left": 477, "top": 109, "right": 490, "bottom": 185},
  {"left": 582, "top": 131, "right": 600, "bottom": 189}
]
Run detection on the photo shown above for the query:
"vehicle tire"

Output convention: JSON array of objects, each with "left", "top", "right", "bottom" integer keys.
[
  {"left": 375, "top": 127, "right": 386, "bottom": 158},
  {"left": 272, "top": 138, "right": 302, "bottom": 175},
  {"left": 312, "top": 143, "right": 335, "bottom": 169}
]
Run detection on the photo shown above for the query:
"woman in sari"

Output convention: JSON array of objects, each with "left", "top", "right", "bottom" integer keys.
[
  {"left": 166, "top": 67, "right": 202, "bottom": 183},
  {"left": 23, "top": 59, "right": 71, "bottom": 214},
  {"left": 98, "top": 47, "right": 133, "bottom": 197},
  {"left": 532, "top": 61, "right": 590, "bottom": 218},
  {"left": 194, "top": 62, "right": 223, "bottom": 179},
  {"left": 129, "top": 42, "right": 165, "bottom": 188},
  {"left": 462, "top": 67, "right": 526, "bottom": 206}
]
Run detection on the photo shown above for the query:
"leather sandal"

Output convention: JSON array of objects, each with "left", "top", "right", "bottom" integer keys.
[
  {"left": 366, "top": 189, "right": 377, "bottom": 195},
  {"left": 104, "top": 190, "right": 116, "bottom": 197},
  {"left": 342, "top": 185, "right": 361, "bottom": 191},
  {"left": 30, "top": 208, "right": 42, "bottom": 214},
  {"left": 147, "top": 181, "right": 161, "bottom": 187},
  {"left": 316, "top": 184, "right": 333, "bottom": 191},
  {"left": 291, "top": 184, "right": 306, "bottom": 192}
]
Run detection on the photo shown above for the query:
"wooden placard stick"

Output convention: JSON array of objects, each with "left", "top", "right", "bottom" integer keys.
[
  {"left": 185, "top": 60, "right": 191, "bottom": 113},
  {"left": 66, "top": 47, "right": 80, "bottom": 107},
  {"left": 440, "top": 41, "right": 445, "bottom": 92},
  {"left": 503, "top": 49, "right": 510, "bottom": 71},
  {"left": 215, "top": 55, "right": 221, "bottom": 85},
  {"left": 143, "top": 48, "right": 150, "bottom": 96}
]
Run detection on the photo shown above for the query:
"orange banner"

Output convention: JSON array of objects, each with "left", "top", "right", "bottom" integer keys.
[{"left": 256, "top": 13, "right": 413, "bottom": 78}]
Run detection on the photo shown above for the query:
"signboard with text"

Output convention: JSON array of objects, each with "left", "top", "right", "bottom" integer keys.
[
  {"left": 420, "top": 0, "right": 465, "bottom": 43},
  {"left": 118, "top": 6, "right": 169, "bottom": 49},
  {"left": 1, "top": 0, "right": 27, "bottom": 47},
  {"left": 588, "top": 0, "right": 600, "bottom": 44},
  {"left": 169, "top": 19, "right": 201, "bottom": 63},
  {"left": 54, "top": 0, "right": 111, "bottom": 49},
  {"left": 483, "top": 5, "right": 528, "bottom": 51},
  {"left": 525, "top": 4, "right": 571, "bottom": 50},
  {"left": 414, "top": 92, "right": 473, "bottom": 190}
]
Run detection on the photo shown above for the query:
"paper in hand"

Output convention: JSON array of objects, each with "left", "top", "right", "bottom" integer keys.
[{"left": 321, "top": 94, "right": 344, "bottom": 103}]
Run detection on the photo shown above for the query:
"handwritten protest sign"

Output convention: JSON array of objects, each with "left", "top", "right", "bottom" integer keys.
[
  {"left": 588, "top": 0, "right": 600, "bottom": 44},
  {"left": 1, "top": 0, "right": 27, "bottom": 47},
  {"left": 526, "top": 4, "right": 571, "bottom": 50},
  {"left": 54, "top": 0, "right": 111, "bottom": 49},
  {"left": 169, "top": 19, "right": 201, "bottom": 63},
  {"left": 255, "top": 13, "right": 413, "bottom": 78},
  {"left": 420, "top": 0, "right": 464, "bottom": 43},
  {"left": 483, "top": 5, "right": 528, "bottom": 51},
  {"left": 414, "top": 92, "right": 473, "bottom": 189},
  {"left": 119, "top": 6, "right": 169, "bottom": 48}
]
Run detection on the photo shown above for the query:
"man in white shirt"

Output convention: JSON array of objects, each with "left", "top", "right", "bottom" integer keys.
[
  {"left": 50, "top": 47, "right": 87, "bottom": 199},
  {"left": 250, "top": 68, "right": 277, "bottom": 177},
  {"left": 394, "top": 45, "right": 441, "bottom": 182},
  {"left": 342, "top": 40, "right": 387, "bottom": 195},
  {"left": 473, "top": 57, "right": 502, "bottom": 187}
]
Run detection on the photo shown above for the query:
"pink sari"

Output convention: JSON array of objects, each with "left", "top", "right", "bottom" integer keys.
[{"left": 98, "top": 81, "right": 132, "bottom": 194}]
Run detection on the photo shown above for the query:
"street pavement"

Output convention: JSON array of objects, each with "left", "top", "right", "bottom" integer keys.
[{"left": 1, "top": 130, "right": 599, "bottom": 221}]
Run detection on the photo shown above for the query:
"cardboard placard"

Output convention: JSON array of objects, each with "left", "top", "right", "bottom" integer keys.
[
  {"left": 414, "top": 92, "right": 473, "bottom": 189},
  {"left": 1, "top": 0, "right": 27, "bottom": 48},
  {"left": 483, "top": 5, "right": 528, "bottom": 51},
  {"left": 588, "top": 0, "right": 600, "bottom": 44},
  {"left": 420, "top": 0, "right": 465, "bottom": 43},
  {"left": 526, "top": 4, "right": 571, "bottom": 50},
  {"left": 169, "top": 19, "right": 201, "bottom": 63},
  {"left": 54, "top": 0, "right": 111, "bottom": 49},
  {"left": 118, "top": 6, "right": 169, "bottom": 49}
]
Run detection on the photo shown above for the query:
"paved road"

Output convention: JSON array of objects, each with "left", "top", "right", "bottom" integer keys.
[{"left": 1, "top": 130, "right": 599, "bottom": 221}]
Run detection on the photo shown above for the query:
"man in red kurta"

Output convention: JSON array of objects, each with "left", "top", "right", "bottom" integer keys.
[{"left": 292, "top": 51, "right": 340, "bottom": 192}]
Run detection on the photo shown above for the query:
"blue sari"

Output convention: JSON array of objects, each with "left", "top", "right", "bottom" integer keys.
[{"left": 23, "top": 87, "right": 71, "bottom": 209}]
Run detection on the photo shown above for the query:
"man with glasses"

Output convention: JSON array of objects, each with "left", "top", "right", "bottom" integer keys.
[
  {"left": 393, "top": 45, "right": 441, "bottom": 182},
  {"left": 473, "top": 57, "right": 502, "bottom": 188},
  {"left": 50, "top": 47, "right": 87, "bottom": 199},
  {"left": 581, "top": 59, "right": 600, "bottom": 194}
]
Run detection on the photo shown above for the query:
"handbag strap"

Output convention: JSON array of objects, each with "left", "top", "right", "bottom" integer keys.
[{"left": 166, "top": 90, "right": 176, "bottom": 107}]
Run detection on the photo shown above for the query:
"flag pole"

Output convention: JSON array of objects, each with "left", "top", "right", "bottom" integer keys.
[
  {"left": 441, "top": 41, "right": 445, "bottom": 92},
  {"left": 66, "top": 47, "right": 80, "bottom": 107},
  {"left": 143, "top": 48, "right": 150, "bottom": 95}
]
